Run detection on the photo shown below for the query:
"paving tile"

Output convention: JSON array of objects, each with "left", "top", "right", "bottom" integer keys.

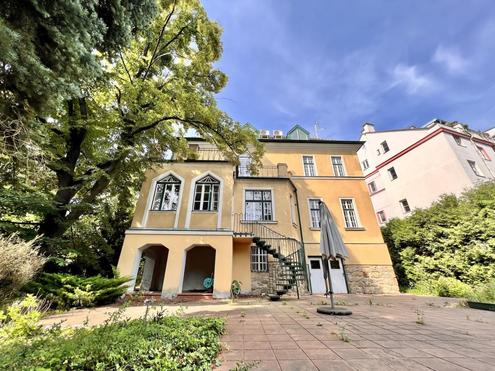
[
  {"left": 448, "top": 357, "right": 495, "bottom": 371},
  {"left": 243, "top": 341, "right": 272, "bottom": 350},
  {"left": 312, "top": 360, "right": 355, "bottom": 371},
  {"left": 244, "top": 349, "right": 276, "bottom": 361},
  {"left": 422, "top": 347, "right": 465, "bottom": 358},
  {"left": 222, "top": 341, "right": 244, "bottom": 350},
  {"left": 274, "top": 349, "right": 310, "bottom": 360},
  {"left": 297, "top": 340, "right": 327, "bottom": 349},
  {"left": 303, "top": 348, "right": 340, "bottom": 360},
  {"left": 346, "top": 359, "right": 394, "bottom": 370},
  {"left": 291, "top": 333, "right": 319, "bottom": 341},
  {"left": 270, "top": 341, "right": 300, "bottom": 350},
  {"left": 268, "top": 334, "right": 294, "bottom": 341},
  {"left": 322, "top": 340, "right": 356, "bottom": 349},
  {"left": 279, "top": 360, "right": 318, "bottom": 371},
  {"left": 221, "top": 349, "right": 243, "bottom": 361},
  {"left": 332, "top": 348, "right": 378, "bottom": 359},
  {"left": 412, "top": 357, "right": 470, "bottom": 371},
  {"left": 252, "top": 360, "right": 282, "bottom": 370}
]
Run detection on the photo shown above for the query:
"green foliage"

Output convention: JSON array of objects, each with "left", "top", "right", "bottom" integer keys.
[
  {"left": 23, "top": 273, "right": 130, "bottom": 308},
  {"left": 0, "top": 294, "right": 49, "bottom": 343},
  {"left": 0, "top": 0, "right": 157, "bottom": 114},
  {"left": 383, "top": 182, "right": 495, "bottom": 289},
  {"left": 231, "top": 280, "right": 242, "bottom": 298},
  {"left": 0, "top": 234, "right": 45, "bottom": 303},
  {"left": 0, "top": 309, "right": 224, "bottom": 370},
  {"left": 470, "top": 279, "right": 495, "bottom": 303}
]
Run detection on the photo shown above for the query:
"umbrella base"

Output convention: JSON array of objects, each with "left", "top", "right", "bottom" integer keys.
[{"left": 317, "top": 306, "right": 352, "bottom": 315}]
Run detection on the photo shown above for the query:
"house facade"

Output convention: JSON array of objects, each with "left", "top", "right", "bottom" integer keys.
[
  {"left": 117, "top": 126, "right": 398, "bottom": 299},
  {"left": 358, "top": 119, "right": 495, "bottom": 224}
]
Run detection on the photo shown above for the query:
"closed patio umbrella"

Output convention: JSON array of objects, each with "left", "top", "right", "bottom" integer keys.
[{"left": 317, "top": 201, "right": 352, "bottom": 315}]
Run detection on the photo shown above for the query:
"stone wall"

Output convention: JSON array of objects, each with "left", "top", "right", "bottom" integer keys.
[{"left": 345, "top": 264, "right": 399, "bottom": 294}]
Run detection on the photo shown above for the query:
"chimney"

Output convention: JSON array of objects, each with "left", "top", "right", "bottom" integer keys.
[{"left": 362, "top": 122, "right": 375, "bottom": 135}]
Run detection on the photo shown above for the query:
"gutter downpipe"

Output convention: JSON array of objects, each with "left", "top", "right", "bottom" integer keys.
[{"left": 289, "top": 178, "right": 309, "bottom": 292}]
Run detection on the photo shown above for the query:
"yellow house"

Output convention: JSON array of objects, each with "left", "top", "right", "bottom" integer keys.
[{"left": 117, "top": 126, "right": 399, "bottom": 299}]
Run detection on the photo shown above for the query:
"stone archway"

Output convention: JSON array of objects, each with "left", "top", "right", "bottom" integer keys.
[
  {"left": 182, "top": 245, "right": 216, "bottom": 293},
  {"left": 134, "top": 245, "right": 169, "bottom": 292}
]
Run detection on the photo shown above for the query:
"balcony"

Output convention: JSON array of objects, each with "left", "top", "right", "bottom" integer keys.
[
  {"left": 236, "top": 163, "right": 289, "bottom": 178},
  {"left": 172, "top": 147, "right": 227, "bottom": 161}
]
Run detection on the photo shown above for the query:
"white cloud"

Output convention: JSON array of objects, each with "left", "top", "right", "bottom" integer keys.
[
  {"left": 433, "top": 45, "right": 468, "bottom": 74},
  {"left": 391, "top": 64, "right": 435, "bottom": 94}
]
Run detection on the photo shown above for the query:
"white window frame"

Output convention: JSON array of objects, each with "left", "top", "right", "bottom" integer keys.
[
  {"left": 331, "top": 155, "right": 346, "bottom": 177},
  {"left": 251, "top": 245, "right": 268, "bottom": 272},
  {"left": 477, "top": 146, "right": 491, "bottom": 161},
  {"left": 453, "top": 135, "right": 463, "bottom": 146},
  {"left": 307, "top": 197, "right": 322, "bottom": 229},
  {"left": 467, "top": 160, "right": 484, "bottom": 177},
  {"left": 361, "top": 159, "right": 369, "bottom": 171},
  {"left": 151, "top": 175, "right": 182, "bottom": 211},
  {"left": 243, "top": 188, "right": 276, "bottom": 222},
  {"left": 302, "top": 155, "right": 317, "bottom": 176},
  {"left": 290, "top": 194, "right": 296, "bottom": 225},
  {"left": 377, "top": 210, "right": 387, "bottom": 224},
  {"left": 399, "top": 199, "right": 411, "bottom": 214},
  {"left": 339, "top": 198, "right": 362, "bottom": 229},
  {"left": 193, "top": 176, "right": 220, "bottom": 211},
  {"left": 387, "top": 167, "right": 398, "bottom": 180}
]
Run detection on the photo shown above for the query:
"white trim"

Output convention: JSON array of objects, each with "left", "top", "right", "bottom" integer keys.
[
  {"left": 301, "top": 154, "right": 318, "bottom": 176},
  {"left": 125, "top": 229, "right": 233, "bottom": 236},
  {"left": 338, "top": 197, "right": 362, "bottom": 229},
  {"left": 307, "top": 197, "right": 322, "bottom": 228},
  {"left": 142, "top": 170, "right": 185, "bottom": 229},
  {"left": 242, "top": 187, "right": 276, "bottom": 221},
  {"left": 185, "top": 171, "right": 224, "bottom": 229},
  {"left": 330, "top": 155, "right": 347, "bottom": 177}
]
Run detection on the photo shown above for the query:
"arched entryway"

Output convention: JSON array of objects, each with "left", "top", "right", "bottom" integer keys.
[
  {"left": 134, "top": 245, "right": 169, "bottom": 292},
  {"left": 182, "top": 245, "right": 216, "bottom": 293}
]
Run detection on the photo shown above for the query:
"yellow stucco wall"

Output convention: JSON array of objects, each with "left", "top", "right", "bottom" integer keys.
[
  {"left": 118, "top": 139, "right": 396, "bottom": 297},
  {"left": 117, "top": 233, "right": 233, "bottom": 298}
]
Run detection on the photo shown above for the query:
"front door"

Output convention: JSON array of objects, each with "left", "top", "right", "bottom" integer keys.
[
  {"left": 329, "top": 258, "right": 348, "bottom": 293},
  {"left": 309, "top": 257, "right": 327, "bottom": 294}
]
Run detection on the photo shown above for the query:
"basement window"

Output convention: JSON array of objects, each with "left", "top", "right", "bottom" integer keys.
[{"left": 251, "top": 246, "right": 268, "bottom": 272}]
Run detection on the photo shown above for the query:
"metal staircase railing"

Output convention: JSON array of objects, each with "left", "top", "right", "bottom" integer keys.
[{"left": 232, "top": 213, "right": 307, "bottom": 300}]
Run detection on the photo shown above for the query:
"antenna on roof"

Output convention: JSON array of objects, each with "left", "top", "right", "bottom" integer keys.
[{"left": 314, "top": 122, "right": 320, "bottom": 139}]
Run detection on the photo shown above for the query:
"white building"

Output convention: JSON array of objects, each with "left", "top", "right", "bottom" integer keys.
[{"left": 357, "top": 119, "right": 495, "bottom": 224}]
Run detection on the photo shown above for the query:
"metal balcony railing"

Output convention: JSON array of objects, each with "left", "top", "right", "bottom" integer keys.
[
  {"left": 236, "top": 165, "right": 288, "bottom": 178},
  {"left": 173, "top": 148, "right": 226, "bottom": 161}
]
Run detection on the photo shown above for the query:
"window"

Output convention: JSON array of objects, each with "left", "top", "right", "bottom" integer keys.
[
  {"left": 377, "top": 210, "right": 387, "bottom": 224},
  {"left": 361, "top": 159, "right": 369, "bottom": 170},
  {"left": 238, "top": 155, "right": 252, "bottom": 176},
  {"left": 193, "top": 175, "right": 220, "bottom": 211},
  {"left": 477, "top": 146, "right": 491, "bottom": 161},
  {"left": 303, "top": 155, "right": 316, "bottom": 176},
  {"left": 329, "top": 260, "right": 340, "bottom": 269},
  {"left": 245, "top": 190, "right": 273, "bottom": 221},
  {"left": 331, "top": 156, "right": 346, "bottom": 176},
  {"left": 310, "top": 260, "right": 321, "bottom": 269},
  {"left": 251, "top": 246, "right": 268, "bottom": 272},
  {"left": 368, "top": 181, "right": 377, "bottom": 193},
  {"left": 468, "top": 160, "right": 484, "bottom": 177},
  {"left": 399, "top": 199, "right": 411, "bottom": 213},
  {"left": 308, "top": 199, "right": 321, "bottom": 228},
  {"left": 341, "top": 199, "right": 360, "bottom": 228},
  {"left": 388, "top": 167, "right": 398, "bottom": 180},
  {"left": 453, "top": 135, "right": 463, "bottom": 146},
  {"left": 151, "top": 174, "right": 181, "bottom": 211},
  {"left": 381, "top": 141, "right": 390, "bottom": 153}
]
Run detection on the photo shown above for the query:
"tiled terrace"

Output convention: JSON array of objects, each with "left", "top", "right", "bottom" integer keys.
[{"left": 216, "top": 295, "right": 495, "bottom": 371}]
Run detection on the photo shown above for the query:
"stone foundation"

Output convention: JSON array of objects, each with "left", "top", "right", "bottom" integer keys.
[{"left": 345, "top": 264, "right": 399, "bottom": 294}]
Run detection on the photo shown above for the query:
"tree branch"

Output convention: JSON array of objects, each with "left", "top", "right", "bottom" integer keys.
[{"left": 119, "top": 50, "right": 133, "bottom": 85}]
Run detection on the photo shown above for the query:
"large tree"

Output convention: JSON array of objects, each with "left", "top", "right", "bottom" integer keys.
[
  {"left": 1, "top": 0, "right": 262, "bottom": 259},
  {"left": 0, "top": 0, "right": 157, "bottom": 116}
]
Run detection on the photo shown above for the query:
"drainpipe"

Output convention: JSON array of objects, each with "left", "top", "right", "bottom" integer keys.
[
  {"left": 465, "top": 129, "right": 495, "bottom": 179},
  {"left": 289, "top": 178, "right": 309, "bottom": 291}
]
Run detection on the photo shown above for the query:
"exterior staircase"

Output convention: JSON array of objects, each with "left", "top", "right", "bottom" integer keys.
[{"left": 233, "top": 214, "right": 307, "bottom": 300}]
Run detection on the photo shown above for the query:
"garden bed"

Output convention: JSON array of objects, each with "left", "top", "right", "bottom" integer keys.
[{"left": 0, "top": 309, "right": 224, "bottom": 370}]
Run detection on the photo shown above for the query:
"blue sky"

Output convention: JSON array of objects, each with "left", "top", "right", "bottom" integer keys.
[{"left": 202, "top": 1, "right": 495, "bottom": 140}]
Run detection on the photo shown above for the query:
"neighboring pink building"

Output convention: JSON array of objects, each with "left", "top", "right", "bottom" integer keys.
[{"left": 357, "top": 119, "right": 495, "bottom": 224}]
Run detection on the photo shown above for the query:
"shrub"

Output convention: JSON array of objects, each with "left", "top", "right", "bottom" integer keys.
[
  {"left": 470, "top": 279, "right": 495, "bottom": 304},
  {"left": 0, "top": 294, "right": 52, "bottom": 344},
  {"left": 0, "top": 234, "right": 45, "bottom": 303},
  {"left": 383, "top": 182, "right": 495, "bottom": 289},
  {"left": 435, "top": 277, "right": 474, "bottom": 298},
  {"left": 23, "top": 273, "right": 130, "bottom": 308},
  {"left": 0, "top": 309, "right": 225, "bottom": 370}
]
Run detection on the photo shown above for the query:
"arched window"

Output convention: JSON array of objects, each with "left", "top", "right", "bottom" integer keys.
[
  {"left": 193, "top": 175, "right": 220, "bottom": 211},
  {"left": 151, "top": 174, "right": 181, "bottom": 211}
]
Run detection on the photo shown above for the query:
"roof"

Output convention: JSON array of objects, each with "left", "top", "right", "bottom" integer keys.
[
  {"left": 287, "top": 124, "right": 310, "bottom": 136},
  {"left": 185, "top": 137, "right": 363, "bottom": 145}
]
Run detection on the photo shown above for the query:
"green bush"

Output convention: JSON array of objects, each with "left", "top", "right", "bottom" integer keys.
[
  {"left": 23, "top": 273, "right": 130, "bottom": 308},
  {"left": 383, "top": 182, "right": 495, "bottom": 290},
  {"left": 0, "top": 308, "right": 224, "bottom": 370},
  {"left": 470, "top": 279, "right": 495, "bottom": 303}
]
